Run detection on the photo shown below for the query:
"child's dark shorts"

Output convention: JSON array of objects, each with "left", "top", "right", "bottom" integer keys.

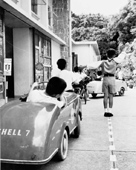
[{"left": 102, "top": 77, "right": 115, "bottom": 95}]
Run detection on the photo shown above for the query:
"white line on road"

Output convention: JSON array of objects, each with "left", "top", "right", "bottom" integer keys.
[
  {"left": 109, "top": 145, "right": 115, "bottom": 150},
  {"left": 108, "top": 118, "right": 118, "bottom": 170},
  {"left": 109, "top": 137, "right": 114, "bottom": 142},
  {"left": 110, "top": 155, "right": 117, "bottom": 162}
]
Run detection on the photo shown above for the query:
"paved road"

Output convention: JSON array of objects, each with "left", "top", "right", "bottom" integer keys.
[{"left": 1, "top": 87, "right": 136, "bottom": 170}]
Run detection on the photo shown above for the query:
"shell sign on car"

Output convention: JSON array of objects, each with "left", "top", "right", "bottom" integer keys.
[{"left": 0, "top": 92, "right": 82, "bottom": 164}]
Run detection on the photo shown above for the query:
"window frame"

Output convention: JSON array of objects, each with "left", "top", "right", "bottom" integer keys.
[
  {"left": 31, "top": 0, "right": 38, "bottom": 15},
  {"left": 0, "top": 35, "right": 3, "bottom": 74},
  {"left": 48, "top": 5, "right": 52, "bottom": 27},
  {"left": 34, "top": 32, "right": 52, "bottom": 83}
]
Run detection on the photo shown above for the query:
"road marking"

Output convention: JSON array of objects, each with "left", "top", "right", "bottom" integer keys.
[
  {"left": 108, "top": 131, "right": 113, "bottom": 135},
  {"left": 108, "top": 122, "right": 112, "bottom": 126},
  {"left": 109, "top": 126, "right": 113, "bottom": 130},
  {"left": 109, "top": 145, "right": 115, "bottom": 150},
  {"left": 109, "top": 137, "right": 114, "bottom": 142},
  {"left": 107, "top": 118, "right": 118, "bottom": 170},
  {"left": 110, "top": 155, "right": 117, "bottom": 162}
]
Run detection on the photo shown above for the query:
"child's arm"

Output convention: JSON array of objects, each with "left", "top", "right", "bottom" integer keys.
[
  {"left": 27, "top": 82, "right": 39, "bottom": 102},
  {"left": 114, "top": 52, "right": 126, "bottom": 64},
  {"left": 30, "top": 82, "right": 39, "bottom": 90},
  {"left": 58, "top": 95, "right": 66, "bottom": 108}
]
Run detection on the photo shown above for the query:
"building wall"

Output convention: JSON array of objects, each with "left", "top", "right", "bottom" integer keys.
[
  {"left": 53, "top": 0, "right": 71, "bottom": 69},
  {"left": 89, "top": 45, "right": 98, "bottom": 62},
  {"left": 20, "top": 0, "right": 31, "bottom": 14},
  {"left": 72, "top": 44, "right": 98, "bottom": 66},
  {"left": 0, "top": 0, "right": 71, "bottom": 99},
  {"left": 40, "top": 0, "right": 48, "bottom": 27},
  {"left": 10, "top": 0, "right": 71, "bottom": 63},
  {"left": 51, "top": 40, "right": 61, "bottom": 76},
  {"left": 13, "top": 28, "right": 33, "bottom": 96},
  {"left": 10, "top": 0, "right": 48, "bottom": 29}
]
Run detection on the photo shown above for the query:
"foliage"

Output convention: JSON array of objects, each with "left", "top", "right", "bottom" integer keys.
[
  {"left": 71, "top": 12, "right": 110, "bottom": 59},
  {"left": 71, "top": 1, "right": 136, "bottom": 60}
]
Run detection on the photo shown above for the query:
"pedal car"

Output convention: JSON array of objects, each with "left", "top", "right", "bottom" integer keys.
[
  {"left": 87, "top": 79, "right": 127, "bottom": 98},
  {"left": 0, "top": 92, "right": 82, "bottom": 164}
]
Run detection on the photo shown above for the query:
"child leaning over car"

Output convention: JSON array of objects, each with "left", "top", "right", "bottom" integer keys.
[{"left": 27, "top": 77, "right": 67, "bottom": 108}]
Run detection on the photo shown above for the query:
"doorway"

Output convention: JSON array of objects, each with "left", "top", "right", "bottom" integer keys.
[
  {"left": 5, "top": 26, "right": 14, "bottom": 98},
  {"left": 72, "top": 52, "right": 78, "bottom": 71}
]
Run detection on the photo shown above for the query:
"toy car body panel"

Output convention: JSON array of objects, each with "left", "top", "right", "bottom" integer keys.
[
  {"left": 115, "top": 79, "right": 127, "bottom": 92},
  {"left": 0, "top": 92, "right": 82, "bottom": 164},
  {"left": 87, "top": 81, "right": 102, "bottom": 94}
]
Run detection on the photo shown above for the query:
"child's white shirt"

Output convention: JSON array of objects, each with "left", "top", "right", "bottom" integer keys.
[
  {"left": 57, "top": 70, "right": 75, "bottom": 91},
  {"left": 27, "top": 90, "right": 64, "bottom": 108}
]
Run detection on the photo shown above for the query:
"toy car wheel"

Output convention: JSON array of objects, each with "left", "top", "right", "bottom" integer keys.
[
  {"left": 73, "top": 114, "right": 81, "bottom": 138},
  {"left": 92, "top": 93, "right": 97, "bottom": 98},
  {"left": 57, "top": 129, "right": 68, "bottom": 161},
  {"left": 119, "top": 87, "right": 125, "bottom": 96}
]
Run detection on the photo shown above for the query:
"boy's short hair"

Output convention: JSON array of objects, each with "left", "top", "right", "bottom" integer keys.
[
  {"left": 73, "top": 66, "right": 79, "bottom": 72},
  {"left": 57, "top": 58, "right": 67, "bottom": 70},
  {"left": 107, "top": 48, "right": 116, "bottom": 59},
  {"left": 46, "top": 77, "right": 67, "bottom": 97}
]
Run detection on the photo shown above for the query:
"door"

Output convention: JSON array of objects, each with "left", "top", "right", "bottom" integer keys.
[
  {"left": 72, "top": 52, "right": 78, "bottom": 71},
  {"left": 5, "top": 27, "right": 14, "bottom": 98}
]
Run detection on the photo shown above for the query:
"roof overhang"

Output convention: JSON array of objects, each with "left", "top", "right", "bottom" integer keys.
[
  {"left": 72, "top": 39, "right": 98, "bottom": 45},
  {"left": 72, "top": 39, "right": 101, "bottom": 59},
  {"left": 0, "top": 0, "right": 66, "bottom": 45}
]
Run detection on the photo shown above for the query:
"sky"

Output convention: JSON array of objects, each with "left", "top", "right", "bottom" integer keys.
[{"left": 71, "top": 0, "right": 129, "bottom": 16}]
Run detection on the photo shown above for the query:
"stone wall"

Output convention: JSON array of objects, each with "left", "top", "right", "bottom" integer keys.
[{"left": 53, "top": 0, "right": 70, "bottom": 65}]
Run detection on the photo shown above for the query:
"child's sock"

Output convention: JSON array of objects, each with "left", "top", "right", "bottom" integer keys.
[
  {"left": 104, "top": 108, "right": 108, "bottom": 113},
  {"left": 109, "top": 108, "right": 112, "bottom": 113}
]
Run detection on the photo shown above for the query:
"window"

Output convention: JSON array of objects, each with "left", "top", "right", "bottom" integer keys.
[
  {"left": 0, "top": 37, "right": 3, "bottom": 73},
  {"left": 47, "top": 41, "right": 51, "bottom": 57},
  {"left": 48, "top": 6, "right": 52, "bottom": 26},
  {"left": 35, "top": 34, "right": 39, "bottom": 46},
  {"left": 0, "top": 83, "right": 3, "bottom": 94},
  {"left": 34, "top": 33, "right": 51, "bottom": 82},
  {"left": 11, "top": 0, "right": 19, "bottom": 3},
  {"left": 31, "top": 0, "right": 38, "bottom": 14},
  {"left": 0, "top": 15, "right": 2, "bottom": 35}
]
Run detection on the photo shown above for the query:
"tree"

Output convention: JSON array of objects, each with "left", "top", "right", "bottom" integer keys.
[
  {"left": 71, "top": 12, "right": 110, "bottom": 59},
  {"left": 71, "top": 0, "right": 136, "bottom": 60}
]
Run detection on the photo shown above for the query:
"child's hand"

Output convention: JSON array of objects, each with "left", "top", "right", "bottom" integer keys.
[
  {"left": 60, "top": 95, "right": 66, "bottom": 106},
  {"left": 31, "top": 82, "right": 39, "bottom": 90}
]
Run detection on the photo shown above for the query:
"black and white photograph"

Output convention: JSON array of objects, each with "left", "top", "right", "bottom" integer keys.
[{"left": 0, "top": 0, "right": 136, "bottom": 170}]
